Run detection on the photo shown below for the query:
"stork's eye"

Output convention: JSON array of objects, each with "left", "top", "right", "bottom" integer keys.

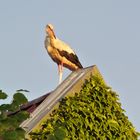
[{"left": 47, "top": 26, "right": 51, "bottom": 30}]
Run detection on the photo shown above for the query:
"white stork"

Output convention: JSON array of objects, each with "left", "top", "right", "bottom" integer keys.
[{"left": 45, "top": 24, "right": 83, "bottom": 83}]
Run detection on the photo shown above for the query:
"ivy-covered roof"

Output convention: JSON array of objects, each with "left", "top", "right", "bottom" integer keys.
[{"left": 30, "top": 74, "right": 139, "bottom": 139}]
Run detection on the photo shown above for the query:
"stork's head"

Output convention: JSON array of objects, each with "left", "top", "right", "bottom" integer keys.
[{"left": 46, "top": 24, "right": 56, "bottom": 39}]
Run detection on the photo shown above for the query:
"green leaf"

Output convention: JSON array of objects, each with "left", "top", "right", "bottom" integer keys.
[
  {"left": 1, "top": 117, "right": 19, "bottom": 129},
  {"left": 3, "top": 130, "right": 17, "bottom": 140},
  {"left": 0, "top": 90, "right": 7, "bottom": 99},
  {"left": 16, "top": 89, "right": 29, "bottom": 92},
  {"left": 47, "top": 134, "right": 57, "bottom": 140},
  {"left": 54, "top": 127, "right": 66, "bottom": 140},
  {"left": 15, "top": 111, "right": 29, "bottom": 123},
  {"left": 0, "top": 111, "right": 7, "bottom": 120},
  {"left": 15, "top": 128, "right": 26, "bottom": 140},
  {"left": 13, "top": 92, "right": 28, "bottom": 105},
  {"left": 0, "top": 104, "right": 11, "bottom": 111}
]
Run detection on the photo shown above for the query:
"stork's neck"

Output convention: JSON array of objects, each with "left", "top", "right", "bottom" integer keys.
[
  {"left": 45, "top": 35, "right": 56, "bottom": 46},
  {"left": 46, "top": 36, "right": 50, "bottom": 42},
  {"left": 51, "top": 36, "right": 56, "bottom": 39}
]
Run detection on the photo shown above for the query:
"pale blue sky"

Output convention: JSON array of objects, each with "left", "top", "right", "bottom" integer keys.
[{"left": 0, "top": 0, "right": 140, "bottom": 131}]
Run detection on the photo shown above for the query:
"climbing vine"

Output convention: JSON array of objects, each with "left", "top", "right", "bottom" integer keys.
[
  {"left": 0, "top": 90, "right": 29, "bottom": 140},
  {"left": 30, "top": 75, "right": 139, "bottom": 139}
]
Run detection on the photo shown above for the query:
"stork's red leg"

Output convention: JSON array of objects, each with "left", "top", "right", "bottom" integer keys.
[
  {"left": 58, "top": 64, "right": 62, "bottom": 84},
  {"left": 58, "top": 64, "right": 61, "bottom": 74},
  {"left": 58, "top": 61, "right": 64, "bottom": 84},
  {"left": 61, "top": 61, "right": 63, "bottom": 72}
]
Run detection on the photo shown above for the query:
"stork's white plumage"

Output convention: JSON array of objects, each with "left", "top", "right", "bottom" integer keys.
[{"left": 45, "top": 24, "right": 83, "bottom": 83}]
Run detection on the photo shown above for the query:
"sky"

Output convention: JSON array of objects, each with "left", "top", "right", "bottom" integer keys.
[{"left": 0, "top": 0, "right": 140, "bottom": 132}]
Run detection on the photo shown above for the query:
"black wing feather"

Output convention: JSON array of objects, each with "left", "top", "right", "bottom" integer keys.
[{"left": 58, "top": 49, "right": 83, "bottom": 68}]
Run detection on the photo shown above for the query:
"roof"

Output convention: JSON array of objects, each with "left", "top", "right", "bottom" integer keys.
[
  {"left": 8, "top": 92, "right": 51, "bottom": 116},
  {"left": 19, "top": 65, "right": 103, "bottom": 134}
]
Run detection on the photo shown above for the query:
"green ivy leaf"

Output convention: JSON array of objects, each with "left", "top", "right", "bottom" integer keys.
[
  {"left": 47, "top": 134, "right": 57, "bottom": 140},
  {"left": 54, "top": 127, "right": 66, "bottom": 140},
  {"left": 15, "top": 111, "right": 29, "bottom": 123},
  {"left": 2, "top": 130, "right": 17, "bottom": 140},
  {"left": 15, "top": 128, "right": 26, "bottom": 140},
  {"left": 0, "top": 104, "right": 11, "bottom": 111},
  {"left": 13, "top": 92, "right": 28, "bottom": 105},
  {"left": 16, "top": 89, "right": 29, "bottom": 92},
  {"left": 0, "top": 90, "right": 7, "bottom": 99}
]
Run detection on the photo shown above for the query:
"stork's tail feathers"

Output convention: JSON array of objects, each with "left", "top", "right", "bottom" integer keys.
[
  {"left": 73, "top": 54, "right": 83, "bottom": 69},
  {"left": 77, "top": 61, "right": 83, "bottom": 69}
]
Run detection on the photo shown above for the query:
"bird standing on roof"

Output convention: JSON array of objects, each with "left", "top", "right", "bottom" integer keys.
[{"left": 45, "top": 24, "right": 83, "bottom": 84}]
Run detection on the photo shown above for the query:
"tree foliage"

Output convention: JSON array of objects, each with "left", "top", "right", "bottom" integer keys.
[
  {"left": 30, "top": 76, "right": 139, "bottom": 140},
  {"left": 0, "top": 90, "right": 29, "bottom": 140}
]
